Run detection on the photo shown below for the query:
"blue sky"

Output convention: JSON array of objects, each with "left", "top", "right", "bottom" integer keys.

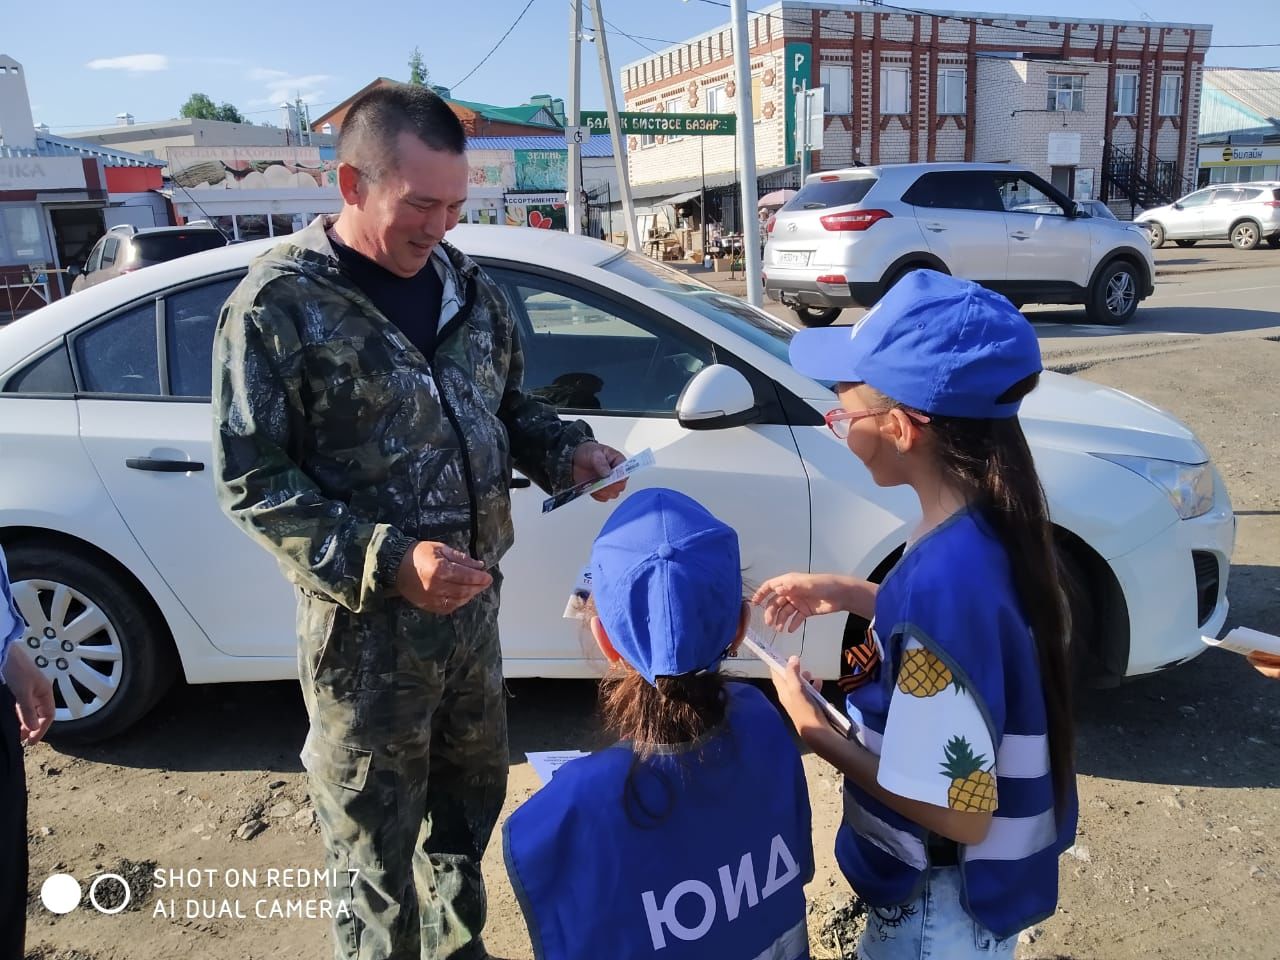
[{"left": 9, "top": 0, "right": 1278, "bottom": 133}]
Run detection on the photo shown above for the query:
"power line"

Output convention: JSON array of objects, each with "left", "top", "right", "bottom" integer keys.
[{"left": 451, "top": 0, "right": 540, "bottom": 90}]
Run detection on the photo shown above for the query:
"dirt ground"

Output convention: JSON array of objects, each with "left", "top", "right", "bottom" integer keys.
[{"left": 19, "top": 288, "right": 1280, "bottom": 959}]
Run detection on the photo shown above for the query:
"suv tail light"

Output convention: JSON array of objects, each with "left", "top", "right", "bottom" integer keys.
[
  {"left": 766, "top": 215, "right": 777, "bottom": 233},
  {"left": 820, "top": 209, "right": 892, "bottom": 231},
  {"left": 1263, "top": 200, "right": 1280, "bottom": 208}
]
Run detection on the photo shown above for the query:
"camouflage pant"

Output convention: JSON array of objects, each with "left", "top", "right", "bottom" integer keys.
[{"left": 297, "top": 570, "right": 507, "bottom": 960}]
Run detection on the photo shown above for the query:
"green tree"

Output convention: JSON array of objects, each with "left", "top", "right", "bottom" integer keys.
[
  {"left": 179, "top": 93, "right": 245, "bottom": 124},
  {"left": 408, "top": 47, "right": 429, "bottom": 86}
]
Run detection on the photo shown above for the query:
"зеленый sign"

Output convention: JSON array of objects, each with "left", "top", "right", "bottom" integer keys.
[{"left": 580, "top": 111, "right": 737, "bottom": 136}]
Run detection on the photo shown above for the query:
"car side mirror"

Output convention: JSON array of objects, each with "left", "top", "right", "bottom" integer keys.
[
  {"left": 1173, "top": 202, "right": 1183, "bottom": 210},
  {"left": 1072, "top": 203, "right": 1090, "bottom": 218},
  {"left": 676, "top": 364, "right": 761, "bottom": 431}
]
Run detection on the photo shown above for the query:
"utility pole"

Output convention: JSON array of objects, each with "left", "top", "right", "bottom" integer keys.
[
  {"left": 730, "top": 0, "right": 763, "bottom": 305},
  {"left": 590, "top": 0, "right": 639, "bottom": 252},
  {"left": 798, "top": 81, "right": 811, "bottom": 182},
  {"left": 567, "top": 0, "right": 583, "bottom": 235}
]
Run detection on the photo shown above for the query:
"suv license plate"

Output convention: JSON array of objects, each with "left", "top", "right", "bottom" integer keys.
[{"left": 777, "top": 251, "right": 810, "bottom": 266}]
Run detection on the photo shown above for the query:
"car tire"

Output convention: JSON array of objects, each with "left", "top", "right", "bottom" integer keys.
[
  {"left": 1174, "top": 239, "right": 1197, "bottom": 248},
  {"left": 5, "top": 544, "right": 177, "bottom": 743},
  {"left": 1086, "top": 260, "right": 1141, "bottom": 325},
  {"left": 793, "top": 305, "right": 842, "bottom": 327},
  {"left": 1268, "top": 235, "right": 1280, "bottom": 249},
  {"left": 1230, "top": 220, "right": 1262, "bottom": 251},
  {"left": 1145, "top": 222, "right": 1165, "bottom": 248}
]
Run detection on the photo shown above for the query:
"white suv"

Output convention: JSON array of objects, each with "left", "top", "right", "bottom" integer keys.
[
  {"left": 763, "top": 163, "right": 1155, "bottom": 326},
  {"left": 1135, "top": 182, "right": 1280, "bottom": 250}
]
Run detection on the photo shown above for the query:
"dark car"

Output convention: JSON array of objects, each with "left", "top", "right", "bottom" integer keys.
[{"left": 70, "top": 224, "right": 228, "bottom": 293}]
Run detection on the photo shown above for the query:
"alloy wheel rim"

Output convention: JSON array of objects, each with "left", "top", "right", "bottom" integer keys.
[
  {"left": 11, "top": 579, "right": 124, "bottom": 723},
  {"left": 1235, "top": 225, "right": 1257, "bottom": 246},
  {"left": 1105, "top": 272, "right": 1136, "bottom": 316}
]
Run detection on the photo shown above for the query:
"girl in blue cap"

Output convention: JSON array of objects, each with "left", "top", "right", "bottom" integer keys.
[
  {"left": 755, "top": 270, "right": 1077, "bottom": 958},
  {"left": 504, "top": 487, "right": 814, "bottom": 960}
]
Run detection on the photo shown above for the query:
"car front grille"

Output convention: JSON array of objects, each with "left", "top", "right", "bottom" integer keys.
[{"left": 1192, "top": 550, "right": 1221, "bottom": 627}]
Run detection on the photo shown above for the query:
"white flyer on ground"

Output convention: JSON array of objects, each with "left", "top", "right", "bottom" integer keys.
[
  {"left": 527, "top": 751, "right": 590, "bottom": 785},
  {"left": 542, "top": 448, "right": 655, "bottom": 514},
  {"left": 1202, "top": 626, "right": 1280, "bottom": 658},
  {"left": 741, "top": 633, "right": 854, "bottom": 736}
]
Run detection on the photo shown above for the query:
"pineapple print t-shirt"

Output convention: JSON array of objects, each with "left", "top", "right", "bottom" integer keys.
[{"left": 874, "top": 634, "right": 999, "bottom": 812}]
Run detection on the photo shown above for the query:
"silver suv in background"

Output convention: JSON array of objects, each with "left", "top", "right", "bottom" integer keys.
[
  {"left": 763, "top": 163, "right": 1156, "bottom": 326},
  {"left": 70, "top": 224, "right": 228, "bottom": 293},
  {"left": 1135, "top": 182, "right": 1280, "bottom": 250}
]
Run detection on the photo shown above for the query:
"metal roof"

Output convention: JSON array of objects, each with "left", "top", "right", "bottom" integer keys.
[
  {"left": 1201, "top": 69, "right": 1280, "bottom": 136},
  {"left": 468, "top": 135, "right": 614, "bottom": 157},
  {"left": 0, "top": 133, "right": 164, "bottom": 168}
]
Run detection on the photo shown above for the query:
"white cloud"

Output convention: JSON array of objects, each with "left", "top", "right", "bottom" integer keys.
[
  {"left": 248, "top": 73, "right": 332, "bottom": 107},
  {"left": 86, "top": 54, "right": 169, "bottom": 73}
]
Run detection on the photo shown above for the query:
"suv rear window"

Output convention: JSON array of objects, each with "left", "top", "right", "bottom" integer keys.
[
  {"left": 784, "top": 177, "right": 877, "bottom": 211},
  {"left": 133, "top": 231, "right": 226, "bottom": 264}
]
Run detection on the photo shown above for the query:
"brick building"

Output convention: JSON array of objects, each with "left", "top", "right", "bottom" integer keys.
[{"left": 620, "top": 2, "right": 1211, "bottom": 215}]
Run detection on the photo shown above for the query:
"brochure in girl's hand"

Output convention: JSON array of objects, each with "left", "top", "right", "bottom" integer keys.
[
  {"left": 741, "top": 633, "right": 854, "bottom": 736},
  {"left": 1202, "top": 626, "right": 1280, "bottom": 658},
  {"left": 542, "top": 449, "right": 656, "bottom": 514}
]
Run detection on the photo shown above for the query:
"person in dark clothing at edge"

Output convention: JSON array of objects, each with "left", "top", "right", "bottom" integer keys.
[{"left": 211, "top": 83, "right": 627, "bottom": 960}]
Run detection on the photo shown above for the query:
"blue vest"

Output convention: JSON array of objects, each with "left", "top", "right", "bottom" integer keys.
[
  {"left": 504, "top": 682, "right": 813, "bottom": 960},
  {"left": 836, "top": 509, "right": 1078, "bottom": 940}
]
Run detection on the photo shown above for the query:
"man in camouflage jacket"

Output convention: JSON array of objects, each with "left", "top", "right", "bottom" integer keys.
[{"left": 212, "top": 85, "right": 624, "bottom": 960}]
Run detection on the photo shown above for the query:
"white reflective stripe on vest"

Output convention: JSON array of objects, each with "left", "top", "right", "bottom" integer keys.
[
  {"left": 964, "top": 809, "right": 1058, "bottom": 863},
  {"left": 842, "top": 787, "right": 928, "bottom": 871},
  {"left": 747, "top": 917, "right": 809, "bottom": 960},
  {"left": 856, "top": 724, "right": 883, "bottom": 755},
  {"left": 995, "top": 734, "right": 1050, "bottom": 779}
]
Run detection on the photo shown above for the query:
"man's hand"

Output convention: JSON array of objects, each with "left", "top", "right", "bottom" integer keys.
[
  {"left": 3, "top": 649, "right": 55, "bottom": 746},
  {"left": 1248, "top": 651, "right": 1280, "bottom": 680},
  {"left": 396, "top": 541, "right": 493, "bottom": 615},
  {"left": 571, "top": 442, "right": 628, "bottom": 502}
]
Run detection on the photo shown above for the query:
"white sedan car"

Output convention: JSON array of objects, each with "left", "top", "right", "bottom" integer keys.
[{"left": 0, "top": 227, "right": 1235, "bottom": 741}]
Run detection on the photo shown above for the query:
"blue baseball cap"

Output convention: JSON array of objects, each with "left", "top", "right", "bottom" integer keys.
[
  {"left": 589, "top": 488, "right": 742, "bottom": 685},
  {"left": 789, "top": 270, "right": 1043, "bottom": 419}
]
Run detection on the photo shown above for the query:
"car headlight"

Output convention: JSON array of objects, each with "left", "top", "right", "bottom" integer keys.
[{"left": 1092, "top": 454, "right": 1215, "bottom": 519}]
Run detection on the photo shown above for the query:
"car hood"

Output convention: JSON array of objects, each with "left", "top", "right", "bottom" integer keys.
[
  {"left": 1020, "top": 372, "right": 1207, "bottom": 463},
  {"left": 1134, "top": 205, "right": 1173, "bottom": 222}
]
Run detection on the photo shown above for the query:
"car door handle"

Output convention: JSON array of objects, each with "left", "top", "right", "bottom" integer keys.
[
  {"left": 924, "top": 223, "right": 946, "bottom": 233},
  {"left": 510, "top": 474, "right": 531, "bottom": 489},
  {"left": 1010, "top": 232, "right": 1031, "bottom": 241},
  {"left": 125, "top": 458, "right": 205, "bottom": 473}
]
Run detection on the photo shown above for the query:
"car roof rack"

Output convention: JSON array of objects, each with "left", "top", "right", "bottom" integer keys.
[{"left": 107, "top": 223, "right": 139, "bottom": 236}]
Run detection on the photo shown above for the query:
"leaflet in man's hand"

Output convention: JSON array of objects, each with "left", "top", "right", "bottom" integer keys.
[
  {"left": 1202, "top": 626, "right": 1280, "bottom": 658},
  {"left": 541, "top": 448, "right": 655, "bottom": 514}
]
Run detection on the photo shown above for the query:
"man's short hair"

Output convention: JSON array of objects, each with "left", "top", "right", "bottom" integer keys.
[{"left": 337, "top": 83, "right": 466, "bottom": 181}]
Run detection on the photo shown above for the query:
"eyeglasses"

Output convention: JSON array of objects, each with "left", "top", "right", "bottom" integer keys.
[{"left": 824, "top": 407, "right": 930, "bottom": 440}]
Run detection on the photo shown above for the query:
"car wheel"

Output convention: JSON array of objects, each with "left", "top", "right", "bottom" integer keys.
[
  {"left": 1174, "top": 239, "right": 1197, "bottom": 248},
  {"left": 1145, "top": 222, "right": 1165, "bottom": 248},
  {"left": 5, "top": 544, "right": 177, "bottom": 743},
  {"left": 793, "top": 305, "right": 842, "bottom": 327},
  {"left": 1086, "top": 260, "right": 1141, "bottom": 325},
  {"left": 1230, "top": 220, "right": 1262, "bottom": 250}
]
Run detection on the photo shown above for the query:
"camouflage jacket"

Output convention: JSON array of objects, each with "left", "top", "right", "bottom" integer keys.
[{"left": 212, "top": 216, "right": 593, "bottom": 613}]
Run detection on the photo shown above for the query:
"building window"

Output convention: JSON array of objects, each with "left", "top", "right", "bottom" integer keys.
[
  {"left": 820, "top": 64, "right": 852, "bottom": 115},
  {"left": 664, "top": 95, "right": 685, "bottom": 141},
  {"left": 1159, "top": 75, "right": 1183, "bottom": 116},
  {"left": 639, "top": 105, "right": 656, "bottom": 148},
  {"left": 881, "top": 66, "right": 909, "bottom": 115},
  {"left": 1047, "top": 74, "right": 1085, "bottom": 112},
  {"left": 938, "top": 68, "right": 966, "bottom": 115},
  {"left": 1114, "top": 73, "right": 1138, "bottom": 116},
  {"left": 706, "top": 83, "right": 727, "bottom": 114}
]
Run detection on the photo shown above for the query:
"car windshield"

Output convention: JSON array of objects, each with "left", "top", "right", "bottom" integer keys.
[{"left": 603, "top": 252, "right": 800, "bottom": 369}]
